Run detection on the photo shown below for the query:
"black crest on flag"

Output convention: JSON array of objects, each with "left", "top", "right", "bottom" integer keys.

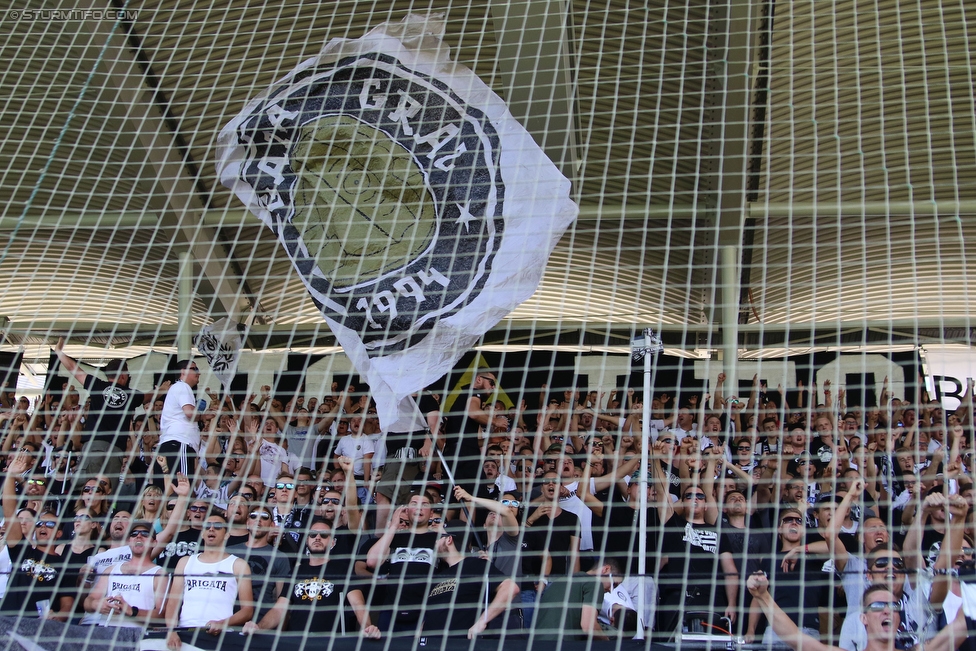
[{"left": 230, "top": 53, "right": 505, "bottom": 357}]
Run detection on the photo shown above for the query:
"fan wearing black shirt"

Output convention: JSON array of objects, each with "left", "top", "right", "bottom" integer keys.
[
  {"left": 243, "top": 520, "right": 379, "bottom": 637},
  {"left": 441, "top": 373, "right": 509, "bottom": 498},
  {"left": 746, "top": 507, "right": 827, "bottom": 645},
  {"left": 54, "top": 337, "right": 164, "bottom": 478},
  {"left": 0, "top": 452, "right": 73, "bottom": 620},
  {"left": 366, "top": 494, "right": 440, "bottom": 633},
  {"left": 227, "top": 504, "right": 292, "bottom": 620},
  {"left": 422, "top": 521, "right": 520, "bottom": 639},
  {"left": 656, "top": 482, "right": 733, "bottom": 639},
  {"left": 525, "top": 472, "right": 581, "bottom": 577}
]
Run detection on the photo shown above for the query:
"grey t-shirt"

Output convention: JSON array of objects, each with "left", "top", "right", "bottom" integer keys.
[{"left": 282, "top": 424, "right": 317, "bottom": 470}]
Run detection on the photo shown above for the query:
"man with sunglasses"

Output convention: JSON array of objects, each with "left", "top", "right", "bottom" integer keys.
[
  {"left": 746, "top": 507, "right": 827, "bottom": 645},
  {"left": 165, "top": 514, "right": 253, "bottom": 649},
  {"left": 655, "top": 479, "right": 731, "bottom": 640},
  {"left": 269, "top": 472, "right": 309, "bottom": 550},
  {"left": 827, "top": 480, "right": 928, "bottom": 651},
  {"left": 84, "top": 521, "right": 166, "bottom": 627},
  {"left": 748, "top": 573, "right": 968, "bottom": 651},
  {"left": 228, "top": 505, "right": 291, "bottom": 621},
  {"left": 242, "top": 520, "right": 379, "bottom": 638},
  {"left": 154, "top": 359, "right": 205, "bottom": 491},
  {"left": 0, "top": 454, "right": 74, "bottom": 620}
]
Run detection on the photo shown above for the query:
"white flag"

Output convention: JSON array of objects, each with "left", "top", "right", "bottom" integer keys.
[
  {"left": 193, "top": 318, "right": 244, "bottom": 393},
  {"left": 217, "top": 14, "right": 577, "bottom": 430}
]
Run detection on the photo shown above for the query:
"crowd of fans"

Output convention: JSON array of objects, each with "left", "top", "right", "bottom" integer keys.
[{"left": 0, "top": 339, "right": 974, "bottom": 650}]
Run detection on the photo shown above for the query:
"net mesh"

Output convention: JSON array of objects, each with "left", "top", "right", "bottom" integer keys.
[{"left": 0, "top": 1, "right": 975, "bottom": 650}]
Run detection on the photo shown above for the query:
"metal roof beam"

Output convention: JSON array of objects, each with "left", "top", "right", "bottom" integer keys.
[{"left": 13, "top": 200, "right": 975, "bottom": 231}]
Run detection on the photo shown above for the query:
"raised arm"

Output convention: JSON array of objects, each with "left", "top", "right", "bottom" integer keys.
[
  {"left": 151, "top": 474, "right": 190, "bottom": 558},
  {"left": 826, "top": 478, "right": 863, "bottom": 573},
  {"left": 2, "top": 451, "right": 30, "bottom": 545},
  {"left": 366, "top": 506, "right": 405, "bottom": 570},
  {"left": 929, "top": 494, "right": 968, "bottom": 610},
  {"left": 336, "top": 456, "right": 364, "bottom": 531},
  {"left": 453, "top": 486, "right": 519, "bottom": 536},
  {"left": 53, "top": 337, "right": 88, "bottom": 385},
  {"left": 747, "top": 573, "right": 839, "bottom": 651},
  {"left": 713, "top": 373, "right": 726, "bottom": 411},
  {"left": 466, "top": 579, "right": 520, "bottom": 639}
]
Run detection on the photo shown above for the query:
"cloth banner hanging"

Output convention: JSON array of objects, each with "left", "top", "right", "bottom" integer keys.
[
  {"left": 217, "top": 13, "right": 578, "bottom": 431},
  {"left": 192, "top": 318, "right": 245, "bottom": 393}
]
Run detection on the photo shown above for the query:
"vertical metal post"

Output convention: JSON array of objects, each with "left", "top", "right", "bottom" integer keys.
[
  {"left": 178, "top": 252, "right": 193, "bottom": 359},
  {"left": 722, "top": 245, "right": 740, "bottom": 385},
  {"left": 637, "top": 330, "right": 652, "bottom": 638}
]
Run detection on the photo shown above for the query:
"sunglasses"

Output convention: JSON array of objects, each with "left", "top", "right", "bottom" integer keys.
[
  {"left": 27, "top": 479, "right": 46, "bottom": 486},
  {"left": 166, "top": 503, "right": 177, "bottom": 511},
  {"left": 872, "top": 557, "right": 906, "bottom": 571},
  {"left": 684, "top": 493, "right": 706, "bottom": 501},
  {"left": 781, "top": 516, "right": 804, "bottom": 526},
  {"left": 551, "top": 436, "right": 564, "bottom": 442},
  {"left": 35, "top": 521, "right": 58, "bottom": 529},
  {"left": 737, "top": 446, "right": 751, "bottom": 451},
  {"left": 129, "top": 530, "right": 152, "bottom": 538},
  {"left": 501, "top": 499, "right": 521, "bottom": 508},
  {"left": 83, "top": 486, "right": 104, "bottom": 494},
  {"left": 590, "top": 441, "right": 604, "bottom": 448},
  {"left": 428, "top": 517, "right": 443, "bottom": 525},
  {"left": 275, "top": 482, "right": 295, "bottom": 490},
  {"left": 249, "top": 512, "right": 272, "bottom": 521},
  {"left": 863, "top": 600, "right": 900, "bottom": 613},
  {"left": 204, "top": 522, "right": 226, "bottom": 531},
  {"left": 541, "top": 479, "right": 559, "bottom": 485},
  {"left": 307, "top": 531, "right": 330, "bottom": 539},
  {"left": 320, "top": 497, "right": 341, "bottom": 505},
  {"left": 188, "top": 505, "right": 208, "bottom": 513}
]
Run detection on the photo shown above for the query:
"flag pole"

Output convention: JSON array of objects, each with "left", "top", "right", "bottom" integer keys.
[
  {"left": 435, "top": 446, "right": 487, "bottom": 551},
  {"left": 632, "top": 328, "right": 662, "bottom": 639}
]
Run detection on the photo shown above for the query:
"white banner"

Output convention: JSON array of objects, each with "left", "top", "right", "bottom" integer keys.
[
  {"left": 193, "top": 318, "right": 245, "bottom": 393},
  {"left": 922, "top": 346, "right": 976, "bottom": 411},
  {"left": 217, "top": 14, "right": 577, "bottom": 430}
]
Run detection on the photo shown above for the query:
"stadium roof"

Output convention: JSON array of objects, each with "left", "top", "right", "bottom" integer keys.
[{"left": 1, "top": 0, "right": 974, "bottom": 360}]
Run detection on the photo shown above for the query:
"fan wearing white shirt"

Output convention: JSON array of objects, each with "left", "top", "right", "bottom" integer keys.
[{"left": 153, "top": 360, "right": 204, "bottom": 492}]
